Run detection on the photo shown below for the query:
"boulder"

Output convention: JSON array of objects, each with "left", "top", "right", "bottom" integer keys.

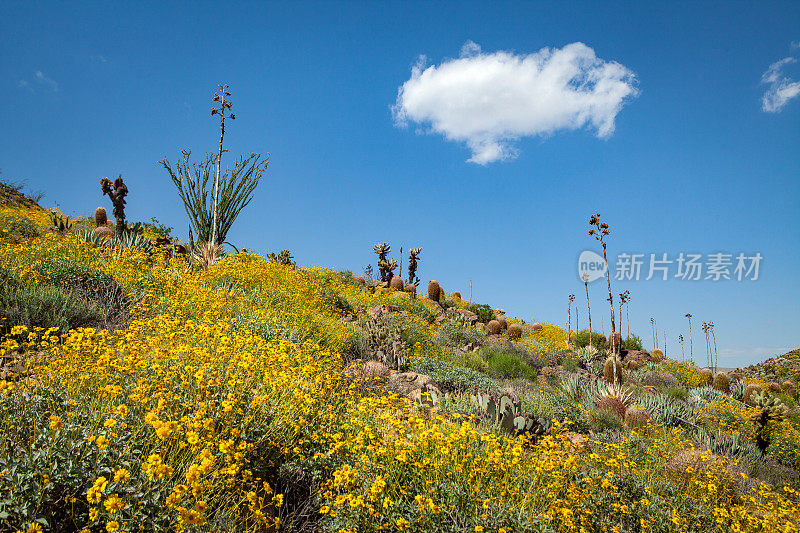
[{"left": 388, "top": 371, "right": 442, "bottom": 405}]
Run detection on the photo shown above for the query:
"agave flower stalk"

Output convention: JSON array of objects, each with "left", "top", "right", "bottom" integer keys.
[
  {"left": 678, "top": 334, "right": 685, "bottom": 362},
  {"left": 567, "top": 294, "right": 575, "bottom": 345},
  {"left": 588, "top": 213, "right": 617, "bottom": 352},
  {"left": 582, "top": 273, "right": 592, "bottom": 350},
  {"left": 619, "top": 290, "right": 631, "bottom": 339},
  {"left": 685, "top": 313, "right": 693, "bottom": 363}
]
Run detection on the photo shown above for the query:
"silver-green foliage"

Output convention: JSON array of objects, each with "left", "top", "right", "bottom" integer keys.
[{"left": 160, "top": 150, "right": 267, "bottom": 245}]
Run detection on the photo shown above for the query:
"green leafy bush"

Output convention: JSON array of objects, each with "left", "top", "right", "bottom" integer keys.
[
  {"left": 0, "top": 283, "right": 104, "bottom": 335},
  {"left": 466, "top": 303, "right": 494, "bottom": 323},
  {"left": 573, "top": 329, "right": 607, "bottom": 350},
  {"left": 33, "top": 257, "right": 133, "bottom": 328},
  {"left": 0, "top": 214, "right": 38, "bottom": 241},
  {"left": 480, "top": 345, "right": 535, "bottom": 380},
  {"left": 410, "top": 357, "right": 497, "bottom": 392},
  {"left": 436, "top": 318, "right": 486, "bottom": 347},
  {"left": 624, "top": 333, "right": 644, "bottom": 351}
]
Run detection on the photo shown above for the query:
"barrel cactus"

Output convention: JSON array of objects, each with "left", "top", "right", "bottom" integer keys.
[
  {"left": 596, "top": 396, "right": 626, "bottom": 419},
  {"left": 95, "top": 206, "right": 108, "bottom": 227},
  {"left": 453, "top": 291, "right": 462, "bottom": 300},
  {"left": 507, "top": 323, "right": 522, "bottom": 340},
  {"left": 625, "top": 359, "right": 640, "bottom": 371},
  {"left": 603, "top": 356, "right": 624, "bottom": 383},
  {"left": 712, "top": 372, "right": 730, "bottom": 393},
  {"left": 428, "top": 280, "right": 440, "bottom": 302},
  {"left": 532, "top": 323, "right": 543, "bottom": 331},
  {"left": 651, "top": 348, "right": 664, "bottom": 362},
  {"left": 612, "top": 331, "right": 623, "bottom": 350},
  {"left": 390, "top": 276, "right": 404, "bottom": 291},
  {"left": 698, "top": 368, "right": 713, "bottom": 385},
  {"left": 487, "top": 320, "right": 502, "bottom": 335},
  {"left": 497, "top": 316, "right": 508, "bottom": 330},
  {"left": 625, "top": 405, "right": 651, "bottom": 429},
  {"left": 768, "top": 382, "right": 782, "bottom": 394},
  {"left": 404, "top": 284, "right": 417, "bottom": 298}
]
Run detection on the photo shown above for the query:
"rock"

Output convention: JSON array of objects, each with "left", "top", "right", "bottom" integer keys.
[
  {"left": 388, "top": 371, "right": 442, "bottom": 406},
  {"left": 620, "top": 349, "right": 657, "bottom": 366},
  {"left": 565, "top": 432, "right": 590, "bottom": 452},
  {"left": 363, "top": 360, "right": 390, "bottom": 381},
  {"left": 368, "top": 305, "right": 395, "bottom": 319},
  {"left": 455, "top": 308, "right": 478, "bottom": 324}
]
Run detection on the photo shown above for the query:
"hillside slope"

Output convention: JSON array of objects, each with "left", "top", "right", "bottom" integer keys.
[{"left": 0, "top": 187, "right": 799, "bottom": 532}]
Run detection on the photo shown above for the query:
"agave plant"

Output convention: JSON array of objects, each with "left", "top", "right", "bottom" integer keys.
[{"left": 192, "top": 241, "right": 225, "bottom": 270}]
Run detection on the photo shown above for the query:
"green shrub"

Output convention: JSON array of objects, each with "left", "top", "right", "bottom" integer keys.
[
  {"left": 480, "top": 345, "right": 535, "bottom": 380},
  {"left": 0, "top": 283, "right": 105, "bottom": 335},
  {"left": 562, "top": 352, "right": 579, "bottom": 372},
  {"left": 33, "top": 257, "right": 133, "bottom": 327},
  {"left": 466, "top": 303, "right": 494, "bottom": 324},
  {"left": 410, "top": 357, "right": 497, "bottom": 392},
  {"left": 624, "top": 333, "right": 644, "bottom": 351},
  {"left": 573, "top": 329, "right": 607, "bottom": 350},
  {"left": 436, "top": 319, "right": 486, "bottom": 347},
  {"left": 0, "top": 214, "right": 38, "bottom": 240},
  {"left": 659, "top": 385, "right": 689, "bottom": 401},
  {"left": 588, "top": 404, "right": 625, "bottom": 433}
]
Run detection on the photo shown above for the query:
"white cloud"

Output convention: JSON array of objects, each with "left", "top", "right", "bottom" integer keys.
[
  {"left": 34, "top": 70, "right": 59, "bottom": 92},
  {"left": 761, "top": 55, "right": 800, "bottom": 113},
  {"left": 392, "top": 41, "right": 639, "bottom": 164}
]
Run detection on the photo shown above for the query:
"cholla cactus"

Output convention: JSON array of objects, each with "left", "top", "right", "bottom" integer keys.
[
  {"left": 100, "top": 175, "right": 129, "bottom": 237},
  {"left": 373, "top": 242, "right": 396, "bottom": 282},
  {"left": 407, "top": 247, "right": 422, "bottom": 287},
  {"left": 48, "top": 211, "right": 72, "bottom": 234},
  {"left": 750, "top": 391, "right": 789, "bottom": 452}
]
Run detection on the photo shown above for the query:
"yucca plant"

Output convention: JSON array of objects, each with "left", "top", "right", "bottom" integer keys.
[{"left": 160, "top": 85, "right": 268, "bottom": 247}]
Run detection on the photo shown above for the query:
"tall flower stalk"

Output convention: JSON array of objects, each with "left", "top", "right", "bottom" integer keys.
[
  {"left": 619, "top": 290, "right": 630, "bottom": 339},
  {"left": 678, "top": 334, "right": 685, "bottom": 362},
  {"left": 567, "top": 294, "right": 575, "bottom": 345},
  {"left": 210, "top": 84, "right": 234, "bottom": 245},
  {"left": 685, "top": 313, "right": 693, "bottom": 363},
  {"left": 161, "top": 85, "right": 268, "bottom": 247},
  {"left": 588, "top": 213, "right": 617, "bottom": 352},
  {"left": 582, "top": 273, "right": 592, "bottom": 350}
]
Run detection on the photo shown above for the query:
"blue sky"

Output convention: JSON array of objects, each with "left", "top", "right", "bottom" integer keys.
[{"left": 1, "top": 1, "right": 798, "bottom": 366}]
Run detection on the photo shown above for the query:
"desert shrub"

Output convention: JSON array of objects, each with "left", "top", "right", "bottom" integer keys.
[
  {"left": 640, "top": 371, "right": 681, "bottom": 389},
  {"left": 484, "top": 349, "right": 534, "bottom": 380},
  {"left": 624, "top": 333, "right": 644, "bottom": 351},
  {"left": 466, "top": 302, "right": 494, "bottom": 323},
  {"left": 409, "top": 357, "right": 497, "bottom": 393},
  {"left": 33, "top": 257, "right": 134, "bottom": 326},
  {"left": 589, "top": 404, "right": 625, "bottom": 432},
  {"left": 573, "top": 329, "right": 607, "bottom": 350},
  {"left": 436, "top": 318, "right": 485, "bottom": 347},
  {"left": 659, "top": 385, "right": 690, "bottom": 402},
  {"left": 0, "top": 213, "right": 38, "bottom": 240},
  {"left": 0, "top": 283, "right": 104, "bottom": 335},
  {"left": 562, "top": 351, "right": 579, "bottom": 372},
  {"left": 449, "top": 349, "right": 490, "bottom": 374}
]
